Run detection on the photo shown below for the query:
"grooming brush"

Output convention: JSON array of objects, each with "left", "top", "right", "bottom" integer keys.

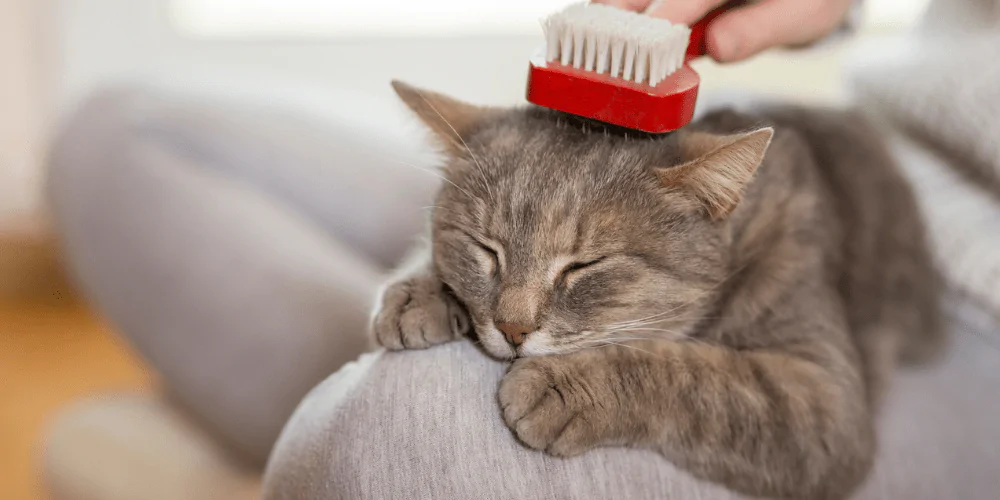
[{"left": 527, "top": 1, "right": 731, "bottom": 133}]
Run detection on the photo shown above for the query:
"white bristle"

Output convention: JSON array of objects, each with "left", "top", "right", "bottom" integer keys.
[
  {"left": 623, "top": 39, "right": 636, "bottom": 81},
  {"left": 635, "top": 43, "right": 649, "bottom": 83},
  {"left": 610, "top": 38, "right": 625, "bottom": 78},
  {"left": 543, "top": 18, "right": 560, "bottom": 62},
  {"left": 572, "top": 27, "right": 584, "bottom": 68},
  {"left": 540, "top": 1, "right": 691, "bottom": 87},
  {"left": 595, "top": 31, "right": 610, "bottom": 74},
  {"left": 584, "top": 31, "right": 597, "bottom": 71},
  {"left": 649, "top": 48, "right": 661, "bottom": 86},
  {"left": 560, "top": 28, "right": 573, "bottom": 66}
]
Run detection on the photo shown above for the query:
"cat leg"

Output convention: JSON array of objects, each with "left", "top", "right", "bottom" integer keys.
[{"left": 500, "top": 295, "right": 875, "bottom": 500}]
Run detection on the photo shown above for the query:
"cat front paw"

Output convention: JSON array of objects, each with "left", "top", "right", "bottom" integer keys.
[
  {"left": 498, "top": 355, "right": 615, "bottom": 457},
  {"left": 371, "top": 275, "right": 471, "bottom": 350}
]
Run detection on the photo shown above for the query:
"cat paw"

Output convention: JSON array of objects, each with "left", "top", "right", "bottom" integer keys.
[
  {"left": 498, "top": 355, "right": 612, "bottom": 457},
  {"left": 371, "top": 275, "right": 471, "bottom": 350}
]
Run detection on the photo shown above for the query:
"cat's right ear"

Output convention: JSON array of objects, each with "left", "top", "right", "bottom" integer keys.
[
  {"left": 656, "top": 128, "right": 774, "bottom": 220},
  {"left": 391, "top": 80, "right": 499, "bottom": 156}
]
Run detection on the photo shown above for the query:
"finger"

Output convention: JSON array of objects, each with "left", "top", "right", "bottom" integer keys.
[
  {"left": 590, "top": 0, "right": 654, "bottom": 12},
  {"left": 647, "top": 0, "right": 731, "bottom": 25},
  {"left": 706, "top": 0, "right": 852, "bottom": 62}
]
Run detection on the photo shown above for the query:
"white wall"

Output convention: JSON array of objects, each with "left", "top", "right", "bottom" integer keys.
[
  {"left": 51, "top": 0, "right": 854, "bottom": 120},
  {"left": 0, "top": 0, "right": 50, "bottom": 229},
  {"left": 53, "top": 0, "right": 544, "bottom": 112}
]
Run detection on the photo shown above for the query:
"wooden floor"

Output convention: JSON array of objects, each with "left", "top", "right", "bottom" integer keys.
[{"left": 0, "top": 234, "right": 153, "bottom": 500}]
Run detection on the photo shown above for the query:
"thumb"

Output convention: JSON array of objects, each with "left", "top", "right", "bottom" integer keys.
[{"left": 646, "top": 0, "right": 730, "bottom": 24}]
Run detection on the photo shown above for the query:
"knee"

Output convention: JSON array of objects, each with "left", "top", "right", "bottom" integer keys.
[
  {"left": 261, "top": 350, "right": 395, "bottom": 499},
  {"left": 50, "top": 86, "right": 153, "bottom": 176},
  {"left": 261, "top": 342, "right": 722, "bottom": 500},
  {"left": 262, "top": 343, "right": 509, "bottom": 500},
  {"left": 47, "top": 86, "right": 173, "bottom": 227}
]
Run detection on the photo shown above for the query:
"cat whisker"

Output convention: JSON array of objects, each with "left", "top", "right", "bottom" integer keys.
[
  {"left": 590, "top": 337, "right": 659, "bottom": 344},
  {"left": 389, "top": 159, "right": 477, "bottom": 201},
  {"left": 571, "top": 335, "right": 650, "bottom": 348},
  {"left": 613, "top": 327, "right": 685, "bottom": 335},
  {"left": 601, "top": 294, "right": 716, "bottom": 329},
  {"left": 421, "top": 205, "right": 458, "bottom": 215},
  {"left": 602, "top": 310, "right": 683, "bottom": 330},
  {"left": 581, "top": 332, "right": 721, "bottom": 354},
  {"left": 411, "top": 92, "right": 494, "bottom": 200},
  {"left": 573, "top": 343, "right": 620, "bottom": 352},
  {"left": 602, "top": 310, "right": 675, "bottom": 328},
  {"left": 601, "top": 261, "right": 757, "bottom": 331},
  {"left": 462, "top": 154, "right": 495, "bottom": 203},
  {"left": 591, "top": 339, "right": 657, "bottom": 356},
  {"left": 581, "top": 331, "right": 669, "bottom": 345}
]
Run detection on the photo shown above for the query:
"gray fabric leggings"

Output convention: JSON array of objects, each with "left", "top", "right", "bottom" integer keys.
[
  {"left": 47, "top": 87, "right": 437, "bottom": 462},
  {"left": 262, "top": 332, "right": 1000, "bottom": 500}
]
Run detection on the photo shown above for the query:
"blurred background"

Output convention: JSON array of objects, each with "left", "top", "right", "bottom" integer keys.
[{"left": 1, "top": 1, "right": 936, "bottom": 499}]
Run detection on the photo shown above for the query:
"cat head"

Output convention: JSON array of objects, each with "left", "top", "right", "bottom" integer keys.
[{"left": 393, "top": 81, "right": 772, "bottom": 359}]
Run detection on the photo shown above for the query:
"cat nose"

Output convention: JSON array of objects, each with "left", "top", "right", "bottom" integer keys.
[{"left": 496, "top": 322, "right": 534, "bottom": 347}]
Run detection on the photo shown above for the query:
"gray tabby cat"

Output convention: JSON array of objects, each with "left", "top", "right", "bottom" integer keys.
[{"left": 371, "top": 81, "right": 944, "bottom": 500}]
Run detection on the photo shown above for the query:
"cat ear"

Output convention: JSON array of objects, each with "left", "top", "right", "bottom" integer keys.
[
  {"left": 391, "top": 80, "right": 498, "bottom": 155},
  {"left": 656, "top": 128, "right": 774, "bottom": 220}
]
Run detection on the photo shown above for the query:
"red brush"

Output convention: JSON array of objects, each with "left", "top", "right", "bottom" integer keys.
[{"left": 526, "top": 2, "right": 729, "bottom": 134}]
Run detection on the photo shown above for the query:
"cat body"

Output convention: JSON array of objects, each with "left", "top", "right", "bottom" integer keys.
[{"left": 371, "top": 82, "right": 943, "bottom": 500}]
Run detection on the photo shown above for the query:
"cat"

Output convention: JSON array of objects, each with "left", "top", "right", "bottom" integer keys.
[{"left": 370, "top": 81, "right": 944, "bottom": 500}]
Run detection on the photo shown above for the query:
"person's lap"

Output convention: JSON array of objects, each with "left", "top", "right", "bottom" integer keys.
[
  {"left": 48, "top": 87, "right": 441, "bottom": 462},
  {"left": 262, "top": 309, "right": 1000, "bottom": 500}
]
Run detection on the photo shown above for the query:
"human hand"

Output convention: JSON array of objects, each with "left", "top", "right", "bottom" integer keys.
[{"left": 593, "top": 0, "right": 855, "bottom": 62}]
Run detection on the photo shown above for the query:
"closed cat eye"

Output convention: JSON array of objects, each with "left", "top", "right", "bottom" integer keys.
[
  {"left": 471, "top": 239, "right": 501, "bottom": 273},
  {"left": 557, "top": 257, "right": 606, "bottom": 284}
]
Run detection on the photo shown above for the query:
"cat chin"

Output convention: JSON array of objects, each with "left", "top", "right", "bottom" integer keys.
[{"left": 475, "top": 325, "right": 575, "bottom": 359}]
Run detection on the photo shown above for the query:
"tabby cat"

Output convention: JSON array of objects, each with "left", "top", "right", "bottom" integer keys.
[{"left": 370, "top": 81, "right": 943, "bottom": 500}]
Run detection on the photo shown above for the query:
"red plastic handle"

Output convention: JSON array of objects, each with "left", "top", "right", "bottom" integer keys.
[{"left": 524, "top": 1, "right": 746, "bottom": 133}]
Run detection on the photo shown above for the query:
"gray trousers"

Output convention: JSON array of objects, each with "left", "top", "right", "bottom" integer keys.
[{"left": 49, "top": 89, "right": 1000, "bottom": 499}]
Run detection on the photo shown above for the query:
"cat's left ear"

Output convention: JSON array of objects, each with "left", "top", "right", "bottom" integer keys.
[
  {"left": 656, "top": 128, "right": 774, "bottom": 220},
  {"left": 391, "top": 80, "right": 499, "bottom": 156}
]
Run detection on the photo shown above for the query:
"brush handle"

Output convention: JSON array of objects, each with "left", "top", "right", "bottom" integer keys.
[{"left": 685, "top": 1, "right": 746, "bottom": 60}]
